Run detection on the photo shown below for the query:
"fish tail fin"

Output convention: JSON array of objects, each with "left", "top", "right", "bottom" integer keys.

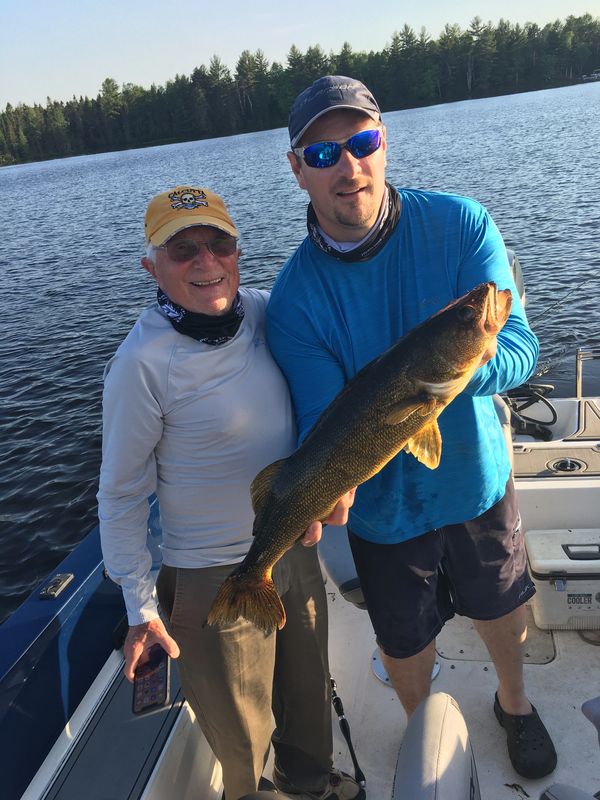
[{"left": 206, "top": 570, "right": 286, "bottom": 634}]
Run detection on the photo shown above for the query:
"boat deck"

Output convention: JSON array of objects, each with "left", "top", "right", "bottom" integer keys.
[
  {"left": 324, "top": 582, "right": 600, "bottom": 799},
  {"left": 321, "top": 453, "right": 600, "bottom": 800},
  {"left": 12, "top": 387, "right": 600, "bottom": 800}
]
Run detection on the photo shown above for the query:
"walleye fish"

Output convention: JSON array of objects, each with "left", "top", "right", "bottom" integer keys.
[{"left": 207, "top": 281, "right": 512, "bottom": 633}]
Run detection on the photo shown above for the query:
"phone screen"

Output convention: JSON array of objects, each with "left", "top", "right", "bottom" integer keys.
[{"left": 132, "top": 644, "right": 170, "bottom": 714}]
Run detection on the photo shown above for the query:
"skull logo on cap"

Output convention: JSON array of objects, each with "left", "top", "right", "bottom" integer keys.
[{"left": 169, "top": 188, "right": 208, "bottom": 210}]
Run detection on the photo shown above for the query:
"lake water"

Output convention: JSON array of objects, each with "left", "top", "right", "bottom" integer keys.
[{"left": 1, "top": 82, "right": 599, "bottom": 624}]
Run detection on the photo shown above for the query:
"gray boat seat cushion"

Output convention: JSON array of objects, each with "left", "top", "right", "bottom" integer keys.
[
  {"left": 318, "top": 524, "right": 366, "bottom": 608},
  {"left": 392, "top": 692, "right": 480, "bottom": 799}
]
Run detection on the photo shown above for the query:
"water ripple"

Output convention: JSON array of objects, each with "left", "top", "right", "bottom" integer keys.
[{"left": 1, "top": 83, "right": 599, "bottom": 623}]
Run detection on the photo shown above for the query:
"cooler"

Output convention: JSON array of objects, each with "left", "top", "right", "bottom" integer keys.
[{"left": 525, "top": 528, "right": 600, "bottom": 630}]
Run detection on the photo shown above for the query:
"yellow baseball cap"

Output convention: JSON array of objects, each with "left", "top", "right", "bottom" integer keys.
[{"left": 144, "top": 186, "right": 239, "bottom": 246}]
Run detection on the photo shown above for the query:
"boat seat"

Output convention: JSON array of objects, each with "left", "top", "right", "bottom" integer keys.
[
  {"left": 318, "top": 524, "right": 366, "bottom": 609},
  {"left": 392, "top": 692, "right": 481, "bottom": 799},
  {"left": 238, "top": 794, "right": 277, "bottom": 799},
  {"left": 493, "top": 394, "right": 514, "bottom": 471}
]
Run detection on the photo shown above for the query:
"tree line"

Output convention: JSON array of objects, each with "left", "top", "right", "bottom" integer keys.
[{"left": 1, "top": 14, "right": 599, "bottom": 166}]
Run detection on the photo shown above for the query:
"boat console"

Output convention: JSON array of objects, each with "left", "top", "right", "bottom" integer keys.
[{"left": 504, "top": 353, "right": 600, "bottom": 479}]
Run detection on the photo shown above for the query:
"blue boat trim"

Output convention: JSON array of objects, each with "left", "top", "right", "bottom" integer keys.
[{"left": 0, "top": 499, "right": 163, "bottom": 800}]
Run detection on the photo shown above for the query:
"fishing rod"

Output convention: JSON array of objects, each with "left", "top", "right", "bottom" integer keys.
[
  {"left": 527, "top": 277, "right": 593, "bottom": 323},
  {"left": 330, "top": 677, "right": 366, "bottom": 788}
]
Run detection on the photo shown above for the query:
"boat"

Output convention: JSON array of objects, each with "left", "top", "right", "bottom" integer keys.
[
  {"left": 1, "top": 280, "right": 599, "bottom": 799},
  {"left": 582, "top": 70, "right": 600, "bottom": 82},
  {"left": 319, "top": 345, "right": 600, "bottom": 800}
]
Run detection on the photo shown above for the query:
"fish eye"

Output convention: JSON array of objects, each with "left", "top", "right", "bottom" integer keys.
[{"left": 457, "top": 305, "right": 476, "bottom": 322}]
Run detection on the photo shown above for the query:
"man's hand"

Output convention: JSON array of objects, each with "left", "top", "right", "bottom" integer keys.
[
  {"left": 301, "top": 488, "right": 357, "bottom": 547},
  {"left": 123, "top": 617, "right": 180, "bottom": 682}
]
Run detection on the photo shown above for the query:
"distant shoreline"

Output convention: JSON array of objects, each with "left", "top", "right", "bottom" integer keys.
[
  {"left": 2, "top": 13, "right": 598, "bottom": 167},
  {"left": 2, "top": 81, "right": 597, "bottom": 170}
]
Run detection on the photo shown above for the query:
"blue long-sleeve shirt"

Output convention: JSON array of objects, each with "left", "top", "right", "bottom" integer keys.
[{"left": 266, "top": 188, "right": 538, "bottom": 544}]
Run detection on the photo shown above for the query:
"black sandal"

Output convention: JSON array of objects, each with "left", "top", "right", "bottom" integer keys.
[{"left": 494, "top": 693, "right": 557, "bottom": 779}]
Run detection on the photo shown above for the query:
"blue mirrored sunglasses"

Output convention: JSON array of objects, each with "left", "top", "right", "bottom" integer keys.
[{"left": 293, "top": 128, "right": 382, "bottom": 169}]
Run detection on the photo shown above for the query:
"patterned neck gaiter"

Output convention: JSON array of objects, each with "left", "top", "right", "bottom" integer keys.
[
  {"left": 307, "top": 183, "right": 401, "bottom": 262},
  {"left": 156, "top": 288, "right": 245, "bottom": 345}
]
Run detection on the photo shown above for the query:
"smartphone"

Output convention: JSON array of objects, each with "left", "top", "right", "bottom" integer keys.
[{"left": 132, "top": 644, "right": 170, "bottom": 714}]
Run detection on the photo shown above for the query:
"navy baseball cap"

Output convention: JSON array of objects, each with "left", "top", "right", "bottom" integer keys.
[{"left": 288, "top": 75, "right": 381, "bottom": 147}]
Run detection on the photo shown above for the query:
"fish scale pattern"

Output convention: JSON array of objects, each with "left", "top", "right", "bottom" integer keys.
[{"left": 207, "top": 283, "right": 511, "bottom": 632}]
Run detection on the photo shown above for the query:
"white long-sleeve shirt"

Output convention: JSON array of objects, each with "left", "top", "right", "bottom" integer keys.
[{"left": 97, "top": 288, "right": 296, "bottom": 624}]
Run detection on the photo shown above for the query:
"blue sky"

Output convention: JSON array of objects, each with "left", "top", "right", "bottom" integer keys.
[{"left": 1, "top": 0, "right": 598, "bottom": 108}]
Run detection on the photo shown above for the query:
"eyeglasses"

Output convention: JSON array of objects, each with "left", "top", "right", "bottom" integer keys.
[
  {"left": 159, "top": 235, "right": 238, "bottom": 261},
  {"left": 293, "top": 128, "right": 382, "bottom": 169}
]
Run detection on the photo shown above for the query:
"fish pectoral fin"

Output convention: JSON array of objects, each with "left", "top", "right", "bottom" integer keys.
[
  {"left": 405, "top": 421, "right": 442, "bottom": 469},
  {"left": 385, "top": 397, "right": 435, "bottom": 425},
  {"left": 416, "top": 397, "right": 438, "bottom": 417},
  {"left": 250, "top": 458, "right": 286, "bottom": 513}
]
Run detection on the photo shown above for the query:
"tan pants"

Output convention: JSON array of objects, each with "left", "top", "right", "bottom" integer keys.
[{"left": 157, "top": 543, "right": 333, "bottom": 800}]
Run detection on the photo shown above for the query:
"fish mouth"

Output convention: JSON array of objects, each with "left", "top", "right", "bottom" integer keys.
[{"left": 482, "top": 282, "right": 512, "bottom": 334}]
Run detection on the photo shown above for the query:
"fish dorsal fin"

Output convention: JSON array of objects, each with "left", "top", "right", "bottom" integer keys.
[
  {"left": 250, "top": 458, "right": 286, "bottom": 513},
  {"left": 385, "top": 396, "right": 437, "bottom": 425},
  {"left": 404, "top": 420, "right": 442, "bottom": 469}
]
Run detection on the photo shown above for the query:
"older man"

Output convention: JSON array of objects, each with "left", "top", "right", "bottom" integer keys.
[
  {"left": 97, "top": 186, "right": 363, "bottom": 800},
  {"left": 266, "top": 77, "right": 557, "bottom": 780}
]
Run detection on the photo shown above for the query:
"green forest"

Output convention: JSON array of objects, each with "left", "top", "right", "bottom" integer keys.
[{"left": 1, "top": 14, "right": 599, "bottom": 166}]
